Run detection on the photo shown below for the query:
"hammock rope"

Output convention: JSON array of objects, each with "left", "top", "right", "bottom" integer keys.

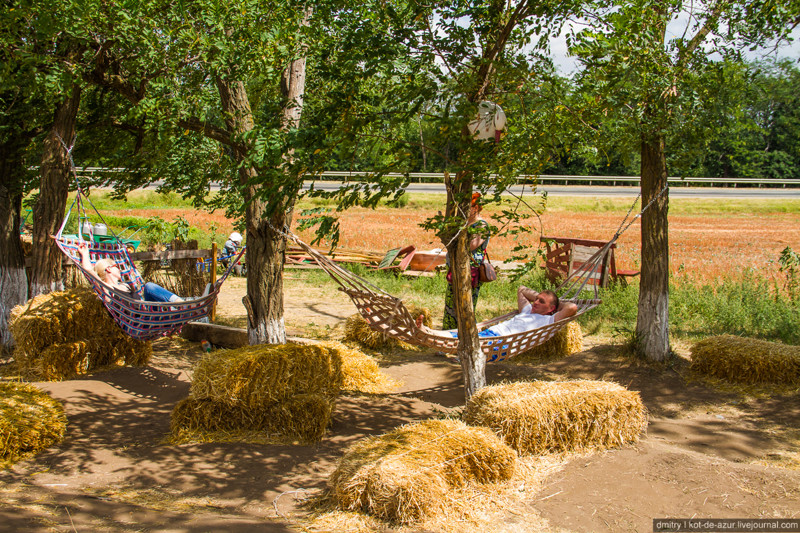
[{"left": 52, "top": 137, "right": 245, "bottom": 341}]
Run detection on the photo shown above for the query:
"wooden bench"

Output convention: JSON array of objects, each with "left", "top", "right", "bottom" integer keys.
[{"left": 540, "top": 236, "right": 639, "bottom": 287}]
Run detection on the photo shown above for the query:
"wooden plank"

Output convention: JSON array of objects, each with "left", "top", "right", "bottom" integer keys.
[{"left": 129, "top": 249, "right": 211, "bottom": 261}]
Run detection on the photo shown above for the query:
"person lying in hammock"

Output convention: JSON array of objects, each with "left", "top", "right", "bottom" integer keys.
[
  {"left": 416, "top": 286, "right": 577, "bottom": 337},
  {"left": 78, "top": 242, "right": 183, "bottom": 303}
]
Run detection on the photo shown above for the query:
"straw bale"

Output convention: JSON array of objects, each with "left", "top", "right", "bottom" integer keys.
[
  {"left": 690, "top": 335, "right": 800, "bottom": 384},
  {"left": 343, "top": 306, "right": 431, "bottom": 351},
  {"left": 514, "top": 321, "right": 583, "bottom": 362},
  {"left": 0, "top": 382, "right": 67, "bottom": 466},
  {"left": 464, "top": 380, "right": 648, "bottom": 456},
  {"left": 190, "top": 343, "right": 343, "bottom": 407},
  {"left": 325, "top": 341, "right": 400, "bottom": 394},
  {"left": 9, "top": 287, "right": 152, "bottom": 381},
  {"left": 171, "top": 393, "right": 333, "bottom": 443},
  {"left": 329, "top": 419, "right": 517, "bottom": 523}
]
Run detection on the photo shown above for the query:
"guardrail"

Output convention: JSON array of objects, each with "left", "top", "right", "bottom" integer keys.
[{"left": 70, "top": 167, "right": 800, "bottom": 188}]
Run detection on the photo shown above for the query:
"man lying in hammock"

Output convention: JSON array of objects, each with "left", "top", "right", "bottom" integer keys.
[
  {"left": 416, "top": 286, "right": 577, "bottom": 338},
  {"left": 78, "top": 242, "right": 183, "bottom": 303}
]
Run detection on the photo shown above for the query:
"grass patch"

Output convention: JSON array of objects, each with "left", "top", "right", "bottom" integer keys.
[{"left": 289, "top": 263, "right": 800, "bottom": 346}]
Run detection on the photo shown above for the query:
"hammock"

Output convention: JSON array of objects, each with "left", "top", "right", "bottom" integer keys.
[
  {"left": 282, "top": 232, "right": 602, "bottom": 361},
  {"left": 276, "top": 185, "right": 667, "bottom": 361},
  {"left": 53, "top": 189, "right": 245, "bottom": 341}
]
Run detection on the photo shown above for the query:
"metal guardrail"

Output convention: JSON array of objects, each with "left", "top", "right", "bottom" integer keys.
[{"left": 70, "top": 167, "right": 800, "bottom": 188}]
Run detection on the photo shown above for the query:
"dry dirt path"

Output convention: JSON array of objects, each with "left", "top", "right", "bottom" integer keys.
[{"left": 2, "top": 286, "right": 799, "bottom": 532}]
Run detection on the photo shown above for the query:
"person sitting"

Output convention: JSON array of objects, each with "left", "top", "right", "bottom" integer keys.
[
  {"left": 222, "top": 232, "right": 243, "bottom": 268},
  {"left": 78, "top": 242, "right": 182, "bottom": 303},
  {"left": 416, "top": 286, "right": 577, "bottom": 337}
]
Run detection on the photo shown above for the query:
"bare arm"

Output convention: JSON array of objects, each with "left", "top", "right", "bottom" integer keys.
[
  {"left": 554, "top": 302, "right": 578, "bottom": 322},
  {"left": 517, "top": 286, "right": 537, "bottom": 313},
  {"left": 77, "top": 243, "right": 100, "bottom": 281}
]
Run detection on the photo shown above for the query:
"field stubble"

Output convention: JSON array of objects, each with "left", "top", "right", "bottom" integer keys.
[{"left": 105, "top": 197, "right": 800, "bottom": 285}]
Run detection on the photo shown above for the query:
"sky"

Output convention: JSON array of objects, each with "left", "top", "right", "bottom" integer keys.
[{"left": 550, "top": 19, "right": 800, "bottom": 76}]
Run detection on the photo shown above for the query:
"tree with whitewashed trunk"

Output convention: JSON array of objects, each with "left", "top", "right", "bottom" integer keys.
[{"left": 568, "top": 0, "right": 800, "bottom": 361}]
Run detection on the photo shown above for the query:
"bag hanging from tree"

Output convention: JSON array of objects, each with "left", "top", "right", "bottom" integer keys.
[{"left": 479, "top": 253, "right": 497, "bottom": 283}]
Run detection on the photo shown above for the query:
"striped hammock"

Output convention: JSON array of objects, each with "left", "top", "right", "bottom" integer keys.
[{"left": 54, "top": 192, "right": 244, "bottom": 341}]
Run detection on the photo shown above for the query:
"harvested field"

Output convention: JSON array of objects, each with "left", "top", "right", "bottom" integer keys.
[{"left": 103, "top": 198, "right": 800, "bottom": 285}]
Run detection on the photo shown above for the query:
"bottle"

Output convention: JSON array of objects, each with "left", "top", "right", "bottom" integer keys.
[{"left": 201, "top": 340, "right": 212, "bottom": 353}]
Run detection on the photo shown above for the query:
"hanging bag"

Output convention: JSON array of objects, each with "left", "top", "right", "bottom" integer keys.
[{"left": 479, "top": 252, "right": 497, "bottom": 283}]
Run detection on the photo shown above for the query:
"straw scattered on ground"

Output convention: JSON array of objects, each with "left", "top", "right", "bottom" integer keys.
[
  {"left": 464, "top": 380, "right": 648, "bottom": 456},
  {"left": 9, "top": 287, "right": 151, "bottom": 381},
  {"left": 0, "top": 382, "right": 67, "bottom": 467},
  {"left": 690, "top": 335, "right": 800, "bottom": 384},
  {"left": 327, "top": 418, "right": 517, "bottom": 524}
]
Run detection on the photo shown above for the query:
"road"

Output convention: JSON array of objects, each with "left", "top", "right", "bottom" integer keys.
[{"left": 300, "top": 181, "right": 800, "bottom": 199}]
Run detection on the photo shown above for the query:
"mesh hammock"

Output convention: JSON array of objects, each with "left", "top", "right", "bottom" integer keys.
[
  {"left": 284, "top": 232, "right": 604, "bottom": 362},
  {"left": 276, "top": 184, "right": 668, "bottom": 361},
  {"left": 54, "top": 189, "right": 245, "bottom": 341}
]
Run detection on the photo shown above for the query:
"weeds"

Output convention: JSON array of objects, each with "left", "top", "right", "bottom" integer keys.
[{"left": 778, "top": 246, "right": 800, "bottom": 301}]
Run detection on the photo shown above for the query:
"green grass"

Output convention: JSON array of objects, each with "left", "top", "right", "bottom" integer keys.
[
  {"left": 75, "top": 190, "right": 198, "bottom": 210},
  {"left": 291, "top": 264, "right": 800, "bottom": 344}
]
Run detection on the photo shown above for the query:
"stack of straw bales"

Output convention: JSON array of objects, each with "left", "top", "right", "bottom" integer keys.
[
  {"left": 171, "top": 341, "right": 397, "bottom": 443},
  {"left": 10, "top": 287, "right": 152, "bottom": 381},
  {"left": 343, "top": 306, "right": 432, "bottom": 351},
  {"left": 690, "top": 335, "right": 800, "bottom": 384},
  {"left": 328, "top": 419, "right": 516, "bottom": 523},
  {"left": 0, "top": 382, "right": 67, "bottom": 466},
  {"left": 514, "top": 321, "right": 583, "bottom": 361},
  {"left": 464, "top": 380, "right": 647, "bottom": 455}
]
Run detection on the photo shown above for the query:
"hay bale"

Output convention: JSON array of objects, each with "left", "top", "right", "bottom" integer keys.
[
  {"left": 690, "top": 335, "right": 800, "bottom": 384},
  {"left": 170, "top": 393, "right": 332, "bottom": 443},
  {"left": 329, "top": 341, "right": 400, "bottom": 394},
  {"left": 10, "top": 287, "right": 151, "bottom": 381},
  {"left": 514, "top": 321, "right": 583, "bottom": 361},
  {"left": 174, "top": 342, "right": 344, "bottom": 443},
  {"left": 173, "top": 341, "right": 399, "bottom": 444},
  {"left": 0, "top": 382, "right": 67, "bottom": 466},
  {"left": 343, "top": 306, "right": 432, "bottom": 351},
  {"left": 189, "top": 343, "right": 343, "bottom": 407},
  {"left": 329, "top": 419, "right": 516, "bottom": 523},
  {"left": 464, "top": 380, "right": 647, "bottom": 456}
]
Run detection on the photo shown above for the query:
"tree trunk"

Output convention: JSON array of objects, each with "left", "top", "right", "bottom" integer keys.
[
  {"left": 29, "top": 85, "right": 81, "bottom": 297},
  {"left": 443, "top": 170, "right": 486, "bottom": 399},
  {"left": 0, "top": 142, "right": 29, "bottom": 351},
  {"left": 636, "top": 132, "right": 670, "bottom": 361},
  {"left": 215, "top": 78, "right": 285, "bottom": 344}
]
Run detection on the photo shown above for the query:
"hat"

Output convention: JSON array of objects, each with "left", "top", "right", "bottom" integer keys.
[{"left": 229, "top": 232, "right": 242, "bottom": 242}]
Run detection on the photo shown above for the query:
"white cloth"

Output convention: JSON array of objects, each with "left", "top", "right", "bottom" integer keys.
[{"left": 490, "top": 304, "right": 554, "bottom": 336}]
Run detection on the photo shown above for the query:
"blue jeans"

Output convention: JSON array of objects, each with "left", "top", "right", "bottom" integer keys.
[
  {"left": 143, "top": 282, "right": 178, "bottom": 302},
  {"left": 448, "top": 328, "right": 499, "bottom": 338}
]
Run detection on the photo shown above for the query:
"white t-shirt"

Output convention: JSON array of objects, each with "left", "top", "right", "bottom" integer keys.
[{"left": 490, "top": 304, "right": 554, "bottom": 336}]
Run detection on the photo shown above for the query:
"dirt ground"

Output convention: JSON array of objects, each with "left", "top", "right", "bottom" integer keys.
[{"left": 1, "top": 278, "right": 799, "bottom": 532}]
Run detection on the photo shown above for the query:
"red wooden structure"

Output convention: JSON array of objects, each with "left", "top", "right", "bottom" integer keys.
[{"left": 540, "top": 236, "right": 639, "bottom": 287}]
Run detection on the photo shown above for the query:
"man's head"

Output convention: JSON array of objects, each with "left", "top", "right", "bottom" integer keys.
[
  {"left": 531, "top": 289, "right": 559, "bottom": 315},
  {"left": 94, "top": 258, "right": 119, "bottom": 281}
]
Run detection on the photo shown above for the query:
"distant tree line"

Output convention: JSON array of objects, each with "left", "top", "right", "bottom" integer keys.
[{"left": 315, "top": 58, "right": 800, "bottom": 181}]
